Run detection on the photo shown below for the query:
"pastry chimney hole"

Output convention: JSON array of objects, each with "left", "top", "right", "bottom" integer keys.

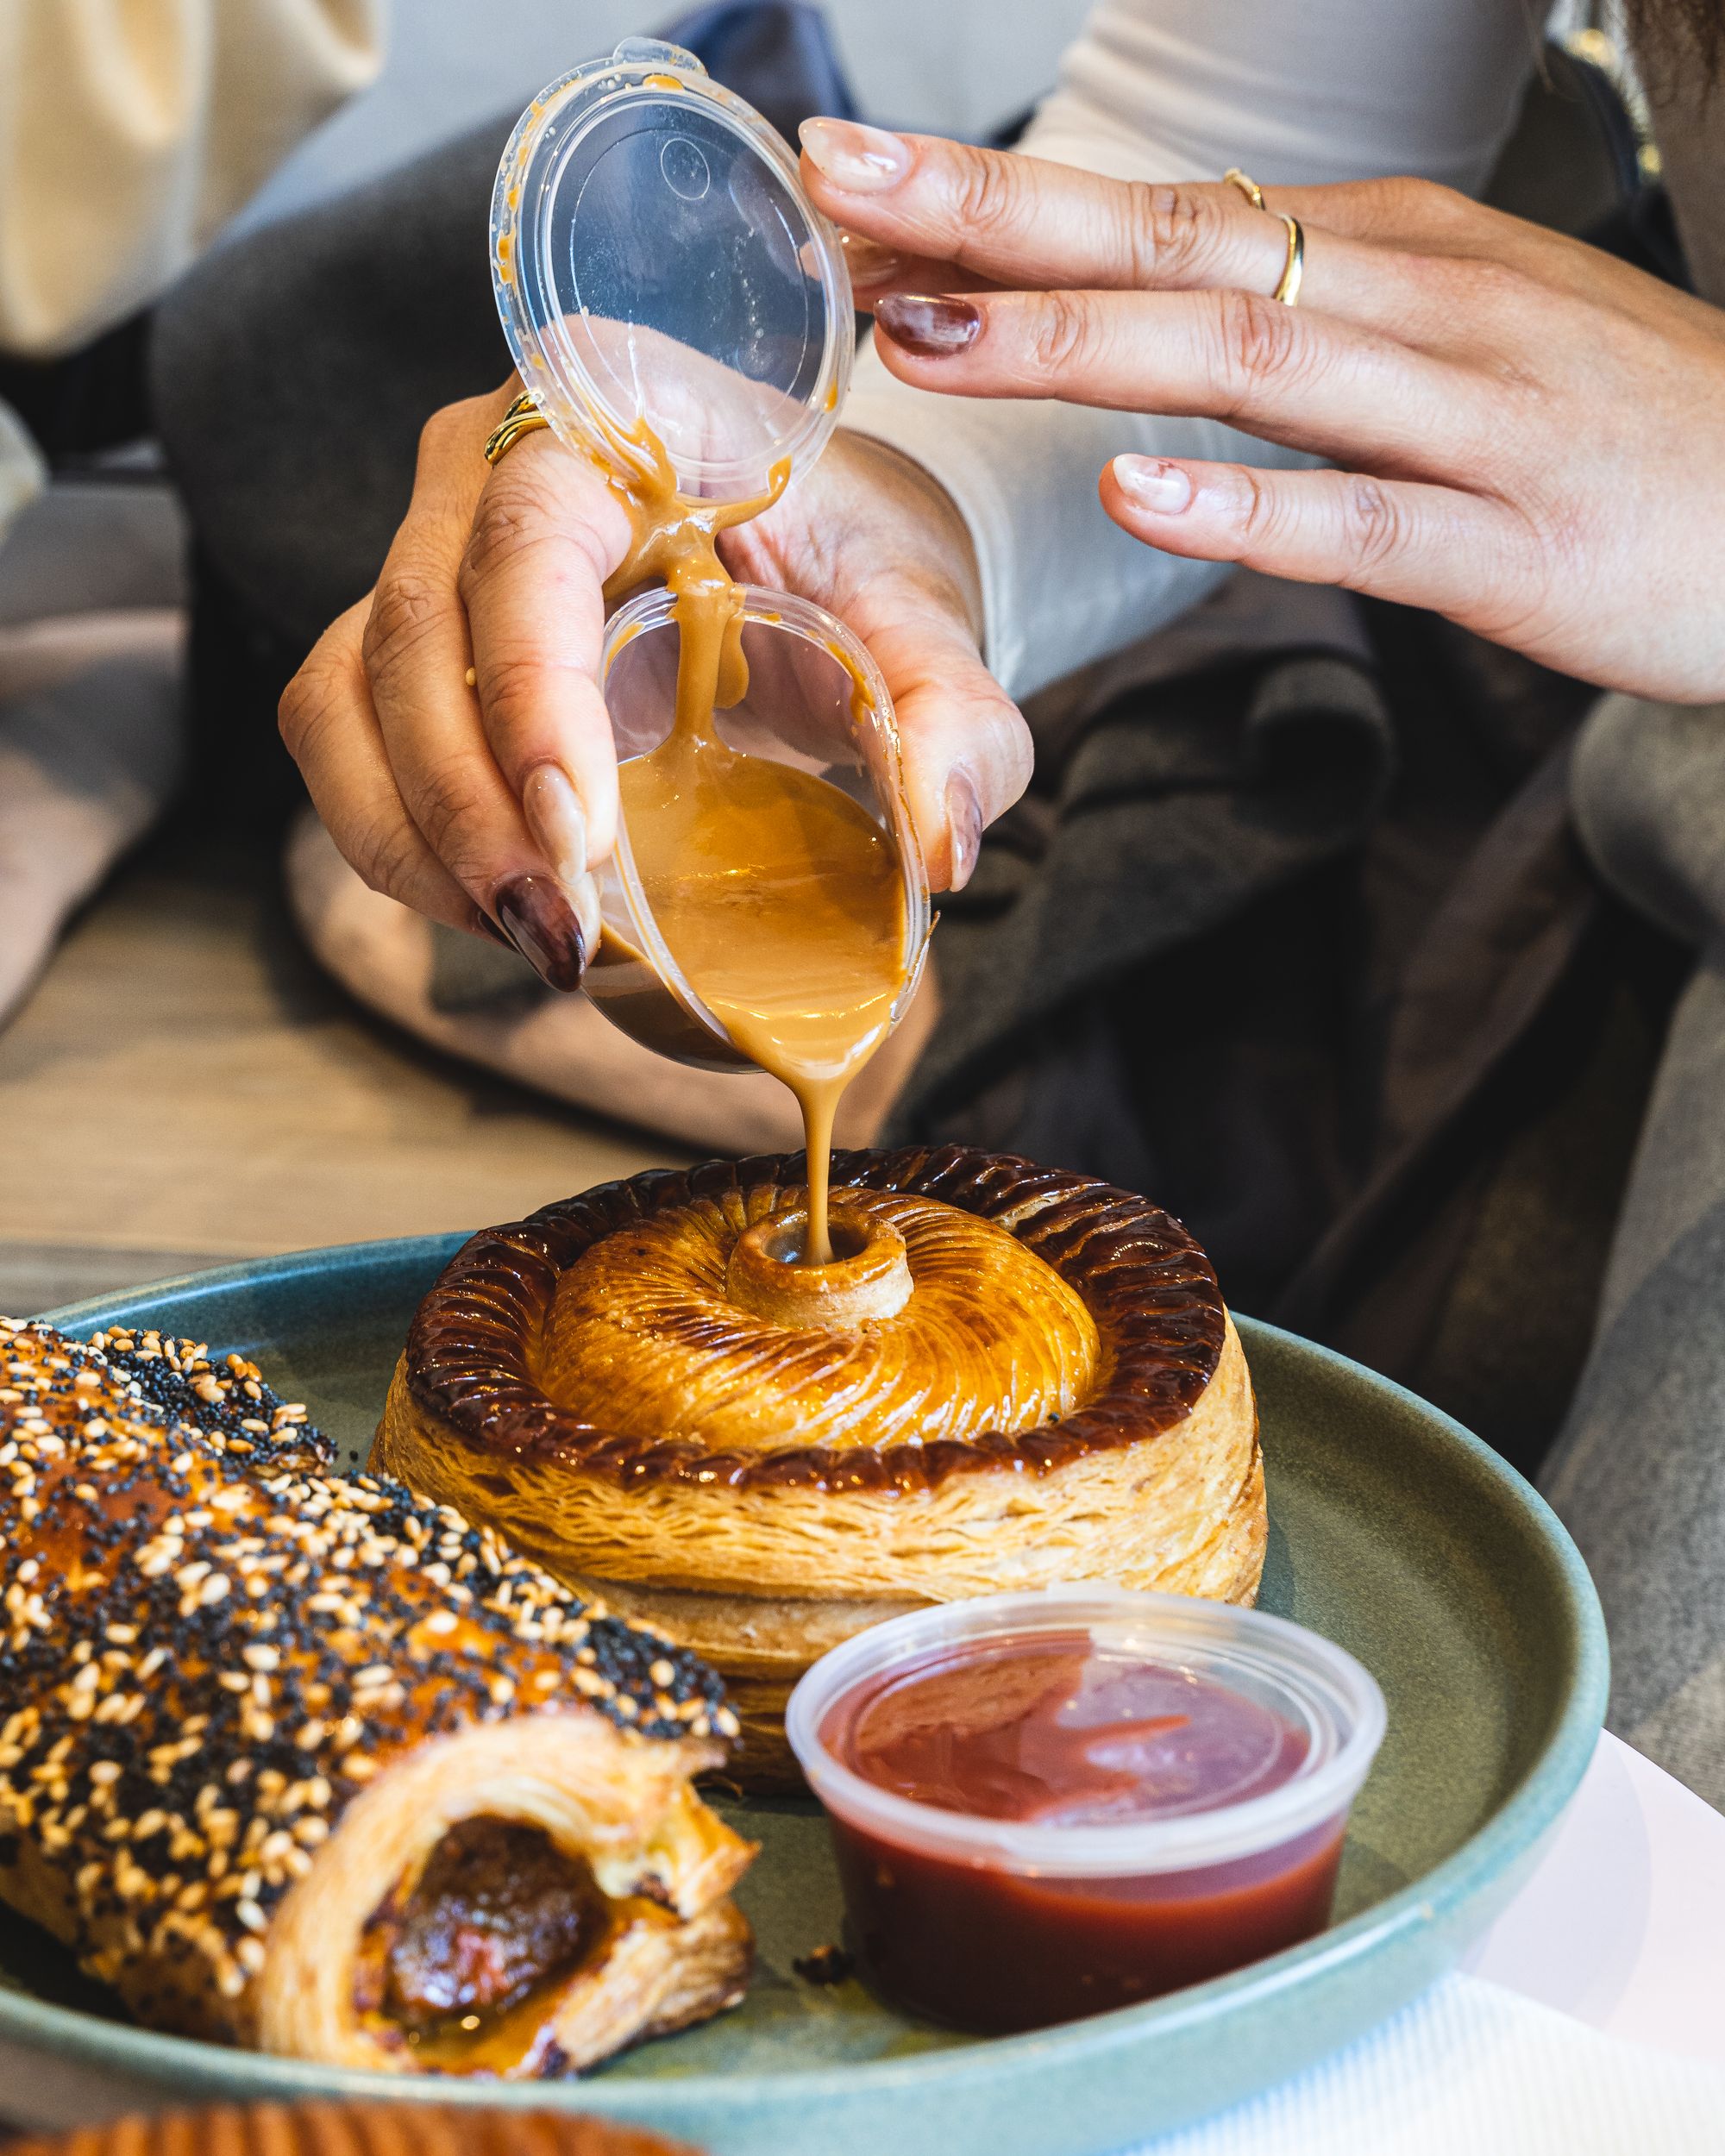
[
  {"left": 763, "top": 1216, "right": 869, "bottom": 1268},
  {"left": 725, "top": 1208, "right": 914, "bottom": 1326}
]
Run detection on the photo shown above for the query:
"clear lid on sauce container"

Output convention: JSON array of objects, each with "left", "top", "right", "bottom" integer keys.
[
  {"left": 491, "top": 38, "right": 854, "bottom": 504},
  {"left": 787, "top": 1588, "right": 1387, "bottom": 1877}
]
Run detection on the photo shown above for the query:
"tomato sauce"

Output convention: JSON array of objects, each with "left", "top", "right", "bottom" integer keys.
[{"left": 819, "top": 1636, "right": 1348, "bottom": 2032}]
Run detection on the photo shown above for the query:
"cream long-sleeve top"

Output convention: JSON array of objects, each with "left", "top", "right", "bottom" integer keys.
[
  {"left": 0, "top": 0, "right": 385, "bottom": 531},
  {"left": 840, "top": 0, "right": 1546, "bottom": 705}
]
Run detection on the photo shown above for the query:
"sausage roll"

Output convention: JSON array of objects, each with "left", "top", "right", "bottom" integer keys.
[{"left": 0, "top": 1317, "right": 753, "bottom": 2078}]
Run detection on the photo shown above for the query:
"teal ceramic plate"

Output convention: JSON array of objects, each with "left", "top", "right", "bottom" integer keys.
[{"left": 3, "top": 1238, "right": 1606, "bottom": 2154}]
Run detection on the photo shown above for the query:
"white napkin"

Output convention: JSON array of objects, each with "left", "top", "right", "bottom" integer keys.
[{"left": 1131, "top": 1972, "right": 1725, "bottom": 2155}]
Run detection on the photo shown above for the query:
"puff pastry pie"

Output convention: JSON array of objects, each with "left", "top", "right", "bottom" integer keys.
[{"left": 380, "top": 1147, "right": 1264, "bottom": 1786}]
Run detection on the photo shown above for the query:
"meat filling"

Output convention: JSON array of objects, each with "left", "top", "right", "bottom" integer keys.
[{"left": 371, "top": 1817, "right": 605, "bottom": 2033}]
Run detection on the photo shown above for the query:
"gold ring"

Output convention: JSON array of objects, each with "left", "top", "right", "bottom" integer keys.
[
  {"left": 483, "top": 390, "right": 551, "bottom": 465},
  {"left": 1223, "top": 167, "right": 1266, "bottom": 210},
  {"left": 1272, "top": 212, "right": 1305, "bottom": 306}
]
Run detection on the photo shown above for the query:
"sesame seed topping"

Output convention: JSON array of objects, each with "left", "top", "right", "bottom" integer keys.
[{"left": 0, "top": 1317, "right": 737, "bottom": 2031}]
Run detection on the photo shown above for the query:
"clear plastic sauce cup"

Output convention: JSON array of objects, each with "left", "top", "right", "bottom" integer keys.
[
  {"left": 588, "top": 586, "right": 930, "bottom": 1068},
  {"left": 787, "top": 1588, "right": 1387, "bottom": 2034}
]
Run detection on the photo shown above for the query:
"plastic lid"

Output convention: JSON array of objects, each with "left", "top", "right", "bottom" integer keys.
[
  {"left": 492, "top": 39, "right": 853, "bottom": 503},
  {"left": 787, "top": 1589, "right": 1387, "bottom": 1877}
]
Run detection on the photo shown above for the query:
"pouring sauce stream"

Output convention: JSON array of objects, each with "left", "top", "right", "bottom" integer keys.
[{"left": 593, "top": 411, "right": 908, "bottom": 1269}]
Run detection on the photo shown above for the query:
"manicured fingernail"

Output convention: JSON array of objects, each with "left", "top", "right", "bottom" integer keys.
[
  {"left": 839, "top": 230, "right": 908, "bottom": 288},
  {"left": 470, "top": 906, "right": 513, "bottom": 949},
  {"left": 494, "top": 873, "right": 586, "bottom": 991},
  {"left": 1112, "top": 455, "right": 1194, "bottom": 512},
  {"left": 944, "top": 767, "right": 983, "bottom": 891},
  {"left": 521, "top": 761, "right": 588, "bottom": 884},
  {"left": 799, "top": 118, "right": 911, "bottom": 192},
  {"left": 875, "top": 294, "right": 982, "bottom": 357},
  {"left": 568, "top": 870, "right": 602, "bottom": 960}
]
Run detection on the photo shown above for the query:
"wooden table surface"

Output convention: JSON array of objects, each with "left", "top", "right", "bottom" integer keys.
[{"left": 0, "top": 828, "right": 681, "bottom": 1316}]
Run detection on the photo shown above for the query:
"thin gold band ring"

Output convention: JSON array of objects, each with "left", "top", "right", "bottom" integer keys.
[
  {"left": 1273, "top": 212, "right": 1305, "bottom": 306},
  {"left": 1223, "top": 166, "right": 1265, "bottom": 210},
  {"left": 483, "top": 390, "right": 551, "bottom": 465},
  {"left": 1223, "top": 167, "right": 1303, "bottom": 306}
]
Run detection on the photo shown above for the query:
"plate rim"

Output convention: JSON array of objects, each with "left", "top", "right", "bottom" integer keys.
[{"left": 5, "top": 1241, "right": 1609, "bottom": 2107}]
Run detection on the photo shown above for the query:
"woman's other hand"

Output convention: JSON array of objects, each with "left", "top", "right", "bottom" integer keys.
[
  {"left": 801, "top": 120, "right": 1725, "bottom": 705},
  {"left": 278, "top": 383, "right": 1027, "bottom": 982}
]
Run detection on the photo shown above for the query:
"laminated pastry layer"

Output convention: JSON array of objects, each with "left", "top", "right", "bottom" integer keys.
[
  {"left": 398, "top": 1145, "right": 1232, "bottom": 1494},
  {"left": 380, "top": 1146, "right": 1256, "bottom": 1611},
  {"left": 382, "top": 1145, "right": 1262, "bottom": 1790},
  {"left": 551, "top": 1438, "right": 1268, "bottom": 1785},
  {"left": 8, "top": 2103, "right": 702, "bottom": 2156},
  {"left": 382, "top": 1313, "right": 1258, "bottom": 1607}
]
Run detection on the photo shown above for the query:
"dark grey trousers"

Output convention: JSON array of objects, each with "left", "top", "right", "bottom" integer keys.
[{"left": 1546, "top": 694, "right": 1725, "bottom": 1804}]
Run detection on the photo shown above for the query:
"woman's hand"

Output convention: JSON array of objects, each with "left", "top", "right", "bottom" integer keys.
[
  {"left": 278, "top": 379, "right": 1027, "bottom": 982},
  {"left": 800, "top": 120, "right": 1725, "bottom": 705}
]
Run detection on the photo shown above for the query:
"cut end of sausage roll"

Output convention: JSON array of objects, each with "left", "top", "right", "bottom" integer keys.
[
  {"left": 265, "top": 1718, "right": 752, "bottom": 2074},
  {"left": 0, "top": 1317, "right": 754, "bottom": 2078}
]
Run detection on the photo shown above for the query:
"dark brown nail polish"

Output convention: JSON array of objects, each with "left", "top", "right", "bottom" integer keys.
[
  {"left": 875, "top": 294, "right": 982, "bottom": 356},
  {"left": 470, "top": 906, "right": 513, "bottom": 949},
  {"left": 493, "top": 873, "right": 586, "bottom": 991}
]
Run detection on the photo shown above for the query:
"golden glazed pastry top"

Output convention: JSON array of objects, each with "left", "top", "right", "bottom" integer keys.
[
  {"left": 539, "top": 1186, "right": 1100, "bottom": 1452},
  {"left": 406, "top": 1146, "right": 1230, "bottom": 1495}
]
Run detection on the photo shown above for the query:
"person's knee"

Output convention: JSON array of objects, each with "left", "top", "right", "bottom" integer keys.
[
  {"left": 1571, "top": 691, "right": 1725, "bottom": 947},
  {"left": 149, "top": 118, "right": 513, "bottom": 648}
]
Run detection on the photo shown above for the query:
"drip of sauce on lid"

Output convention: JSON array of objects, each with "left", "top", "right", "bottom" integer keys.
[{"left": 596, "top": 411, "right": 908, "bottom": 1269}]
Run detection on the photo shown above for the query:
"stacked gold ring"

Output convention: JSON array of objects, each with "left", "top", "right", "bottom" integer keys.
[
  {"left": 1223, "top": 168, "right": 1304, "bottom": 307},
  {"left": 483, "top": 390, "right": 552, "bottom": 465}
]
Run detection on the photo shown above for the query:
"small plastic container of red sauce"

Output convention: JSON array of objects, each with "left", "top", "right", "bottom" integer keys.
[{"left": 786, "top": 1589, "right": 1386, "bottom": 2034}]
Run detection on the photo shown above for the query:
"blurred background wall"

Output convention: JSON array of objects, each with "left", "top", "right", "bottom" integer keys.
[{"left": 239, "top": 0, "right": 1095, "bottom": 236}]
